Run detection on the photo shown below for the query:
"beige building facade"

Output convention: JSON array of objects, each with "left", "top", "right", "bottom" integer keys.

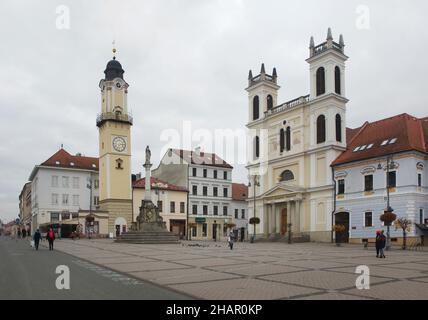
[
  {"left": 132, "top": 177, "right": 188, "bottom": 238},
  {"left": 247, "top": 29, "right": 348, "bottom": 242}
]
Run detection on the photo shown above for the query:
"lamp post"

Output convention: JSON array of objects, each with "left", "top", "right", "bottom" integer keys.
[
  {"left": 384, "top": 155, "right": 395, "bottom": 251},
  {"left": 86, "top": 175, "right": 93, "bottom": 239},
  {"left": 248, "top": 174, "right": 260, "bottom": 243}
]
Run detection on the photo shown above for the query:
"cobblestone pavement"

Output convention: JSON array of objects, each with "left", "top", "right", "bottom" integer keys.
[{"left": 47, "top": 239, "right": 428, "bottom": 300}]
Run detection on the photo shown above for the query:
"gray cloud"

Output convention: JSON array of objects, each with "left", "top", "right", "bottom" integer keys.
[{"left": 1, "top": 0, "right": 427, "bottom": 221}]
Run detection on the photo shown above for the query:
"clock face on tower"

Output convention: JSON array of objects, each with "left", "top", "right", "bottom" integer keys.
[{"left": 112, "top": 136, "right": 126, "bottom": 152}]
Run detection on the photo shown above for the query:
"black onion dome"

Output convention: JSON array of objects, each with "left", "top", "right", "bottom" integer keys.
[{"left": 104, "top": 58, "right": 124, "bottom": 80}]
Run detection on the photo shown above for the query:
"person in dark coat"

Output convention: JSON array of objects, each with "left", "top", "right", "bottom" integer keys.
[
  {"left": 375, "top": 230, "right": 381, "bottom": 258},
  {"left": 33, "top": 229, "right": 42, "bottom": 250},
  {"left": 379, "top": 230, "right": 386, "bottom": 258},
  {"left": 46, "top": 227, "right": 55, "bottom": 251}
]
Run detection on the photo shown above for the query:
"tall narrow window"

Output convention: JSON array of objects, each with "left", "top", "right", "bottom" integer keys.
[
  {"left": 335, "top": 114, "right": 342, "bottom": 142},
  {"left": 286, "top": 126, "right": 291, "bottom": 151},
  {"left": 253, "top": 96, "right": 259, "bottom": 120},
  {"left": 279, "top": 128, "right": 285, "bottom": 152},
  {"left": 364, "top": 212, "right": 373, "bottom": 227},
  {"left": 267, "top": 95, "right": 273, "bottom": 110},
  {"left": 317, "top": 115, "right": 326, "bottom": 144},
  {"left": 255, "top": 136, "right": 260, "bottom": 159},
  {"left": 364, "top": 175, "right": 373, "bottom": 192},
  {"left": 316, "top": 67, "right": 325, "bottom": 96},
  {"left": 418, "top": 173, "right": 422, "bottom": 187},
  {"left": 388, "top": 171, "right": 396, "bottom": 188},
  {"left": 337, "top": 179, "right": 345, "bottom": 195},
  {"left": 335, "top": 66, "right": 341, "bottom": 95}
]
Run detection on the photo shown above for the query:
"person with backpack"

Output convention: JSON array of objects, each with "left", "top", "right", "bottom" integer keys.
[
  {"left": 33, "top": 229, "right": 42, "bottom": 250},
  {"left": 46, "top": 227, "right": 55, "bottom": 251}
]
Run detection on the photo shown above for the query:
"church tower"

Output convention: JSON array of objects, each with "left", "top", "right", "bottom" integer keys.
[{"left": 97, "top": 47, "right": 133, "bottom": 236}]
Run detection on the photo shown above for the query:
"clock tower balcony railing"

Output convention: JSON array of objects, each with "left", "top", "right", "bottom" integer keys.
[{"left": 96, "top": 111, "right": 133, "bottom": 127}]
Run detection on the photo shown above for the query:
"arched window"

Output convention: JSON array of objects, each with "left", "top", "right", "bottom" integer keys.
[
  {"left": 286, "top": 127, "right": 291, "bottom": 151},
  {"left": 253, "top": 96, "right": 259, "bottom": 120},
  {"left": 279, "top": 128, "right": 285, "bottom": 153},
  {"left": 280, "top": 170, "right": 294, "bottom": 182},
  {"left": 317, "top": 115, "right": 326, "bottom": 144},
  {"left": 316, "top": 67, "right": 325, "bottom": 96},
  {"left": 254, "top": 136, "right": 260, "bottom": 159},
  {"left": 335, "top": 66, "right": 341, "bottom": 95},
  {"left": 335, "top": 114, "right": 342, "bottom": 142},
  {"left": 267, "top": 95, "right": 273, "bottom": 110}
]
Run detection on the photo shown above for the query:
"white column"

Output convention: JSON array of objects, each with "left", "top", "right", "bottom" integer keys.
[
  {"left": 295, "top": 200, "right": 301, "bottom": 233},
  {"left": 275, "top": 206, "right": 281, "bottom": 234},
  {"left": 264, "top": 204, "right": 269, "bottom": 238}
]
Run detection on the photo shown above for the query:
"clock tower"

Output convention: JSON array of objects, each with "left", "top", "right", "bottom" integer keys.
[{"left": 97, "top": 48, "right": 133, "bottom": 236}]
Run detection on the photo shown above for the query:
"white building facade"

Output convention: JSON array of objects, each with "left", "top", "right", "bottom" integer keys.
[
  {"left": 28, "top": 149, "right": 106, "bottom": 236},
  {"left": 332, "top": 114, "right": 428, "bottom": 245},
  {"left": 153, "top": 148, "right": 234, "bottom": 241}
]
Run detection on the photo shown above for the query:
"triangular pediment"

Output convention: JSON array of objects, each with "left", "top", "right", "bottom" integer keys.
[{"left": 261, "top": 183, "right": 306, "bottom": 198}]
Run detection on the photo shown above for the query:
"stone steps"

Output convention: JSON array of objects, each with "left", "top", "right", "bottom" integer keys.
[{"left": 116, "top": 231, "right": 180, "bottom": 244}]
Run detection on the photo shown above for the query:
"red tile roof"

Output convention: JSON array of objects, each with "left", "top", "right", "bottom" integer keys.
[
  {"left": 232, "top": 183, "right": 248, "bottom": 201},
  {"left": 171, "top": 149, "right": 233, "bottom": 169},
  {"left": 41, "top": 148, "right": 99, "bottom": 171},
  {"left": 333, "top": 113, "right": 428, "bottom": 166},
  {"left": 132, "top": 177, "right": 188, "bottom": 192}
]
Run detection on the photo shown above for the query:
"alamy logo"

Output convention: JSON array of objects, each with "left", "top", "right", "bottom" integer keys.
[
  {"left": 55, "top": 265, "right": 70, "bottom": 290},
  {"left": 355, "top": 265, "right": 370, "bottom": 290},
  {"left": 55, "top": 5, "right": 70, "bottom": 30}
]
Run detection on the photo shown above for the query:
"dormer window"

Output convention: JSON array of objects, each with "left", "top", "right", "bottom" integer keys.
[
  {"left": 55, "top": 161, "right": 60, "bottom": 165},
  {"left": 92, "top": 164, "right": 97, "bottom": 168},
  {"left": 70, "top": 162, "right": 75, "bottom": 166}
]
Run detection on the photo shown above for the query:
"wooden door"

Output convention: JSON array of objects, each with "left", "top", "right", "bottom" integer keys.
[{"left": 281, "top": 208, "right": 288, "bottom": 235}]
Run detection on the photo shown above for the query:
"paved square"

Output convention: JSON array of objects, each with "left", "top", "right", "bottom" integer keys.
[{"left": 48, "top": 239, "right": 428, "bottom": 300}]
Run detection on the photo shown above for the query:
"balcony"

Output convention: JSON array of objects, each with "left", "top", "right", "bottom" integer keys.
[
  {"left": 96, "top": 112, "right": 133, "bottom": 127},
  {"left": 265, "top": 95, "right": 310, "bottom": 116},
  {"left": 311, "top": 41, "right": 344, "bottom": 58}
]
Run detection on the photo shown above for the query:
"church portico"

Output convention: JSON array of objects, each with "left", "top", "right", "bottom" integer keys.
[{"left": 260, "top": 184, "right": 305, "bottom": 240}]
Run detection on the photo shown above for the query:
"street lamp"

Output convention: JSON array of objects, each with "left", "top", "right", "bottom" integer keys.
[
  {"left": 248, "top": 174, "right": 260, "bottom": 243},
  {"left": 86, "top": 175, "right": 93, "bottom": 239},
  {"left": 384, "top": 155, "right": 395, "bottom": 251}
]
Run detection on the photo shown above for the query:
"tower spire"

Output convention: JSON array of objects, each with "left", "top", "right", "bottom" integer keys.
[
  {"left": 112, "top": 40, "right": 117, "bottom": 60},
  {"left": 309, "top": 36, "right": 314, "bottom": 48},
  {"left": 327, "top": 27, "right": 333, "bottom": 41},
  {"left": 260, "top": 63, "right": 265, "bottom": 74},
  {"left": 248, "top": 69, "right": 253, "bottom": 80},
  {"left": 339, "top": 34, "right": 345, "bottom": 47}
]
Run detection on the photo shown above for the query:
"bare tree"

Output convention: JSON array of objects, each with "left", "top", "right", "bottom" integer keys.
[{"left": 395, "top": 218, "right": 412, "bottom": 250}]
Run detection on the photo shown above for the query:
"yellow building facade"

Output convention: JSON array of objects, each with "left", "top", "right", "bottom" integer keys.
[{"left": 97, "top": 52, "right": 133, "bottom": 236}]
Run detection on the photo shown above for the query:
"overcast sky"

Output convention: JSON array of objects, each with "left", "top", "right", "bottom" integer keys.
[{"left": 0, "top": 0, "right": 427, "bottom": 222}]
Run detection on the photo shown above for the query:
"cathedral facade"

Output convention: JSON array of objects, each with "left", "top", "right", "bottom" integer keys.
[{"left": 246, "top": 29, "right": 347, "bottom": 242}]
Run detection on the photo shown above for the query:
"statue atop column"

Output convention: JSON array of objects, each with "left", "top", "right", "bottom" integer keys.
[{"left": 145, "top": 145, "right": 151, "bottom": 165}]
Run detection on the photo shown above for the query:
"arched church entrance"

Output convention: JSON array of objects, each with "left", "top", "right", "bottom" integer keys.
[{"left": 114, "top": 217, "right": 127, "bottom": 237}]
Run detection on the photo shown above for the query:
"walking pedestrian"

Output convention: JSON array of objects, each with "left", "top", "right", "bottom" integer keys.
[
  {"left": 46, "top": 227, "right": 55, "bottom": 251},
  {"left": 228, "top": 231, "right": 235, "bottom": 250},
  {"left": 379, "top": 230, "right": 386, "bottom": 258},
  {"left": 22, "top": 228, "right": 27, "bottom": 239},
  {"left": 17, "top": 228, "right": 21, "bottom": 239},
  {"left": 375, "top": 230, "right": 381, "bottom": 258},
  {"left": 33, "top": 229, "right": 41, "bottom": 251}
]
